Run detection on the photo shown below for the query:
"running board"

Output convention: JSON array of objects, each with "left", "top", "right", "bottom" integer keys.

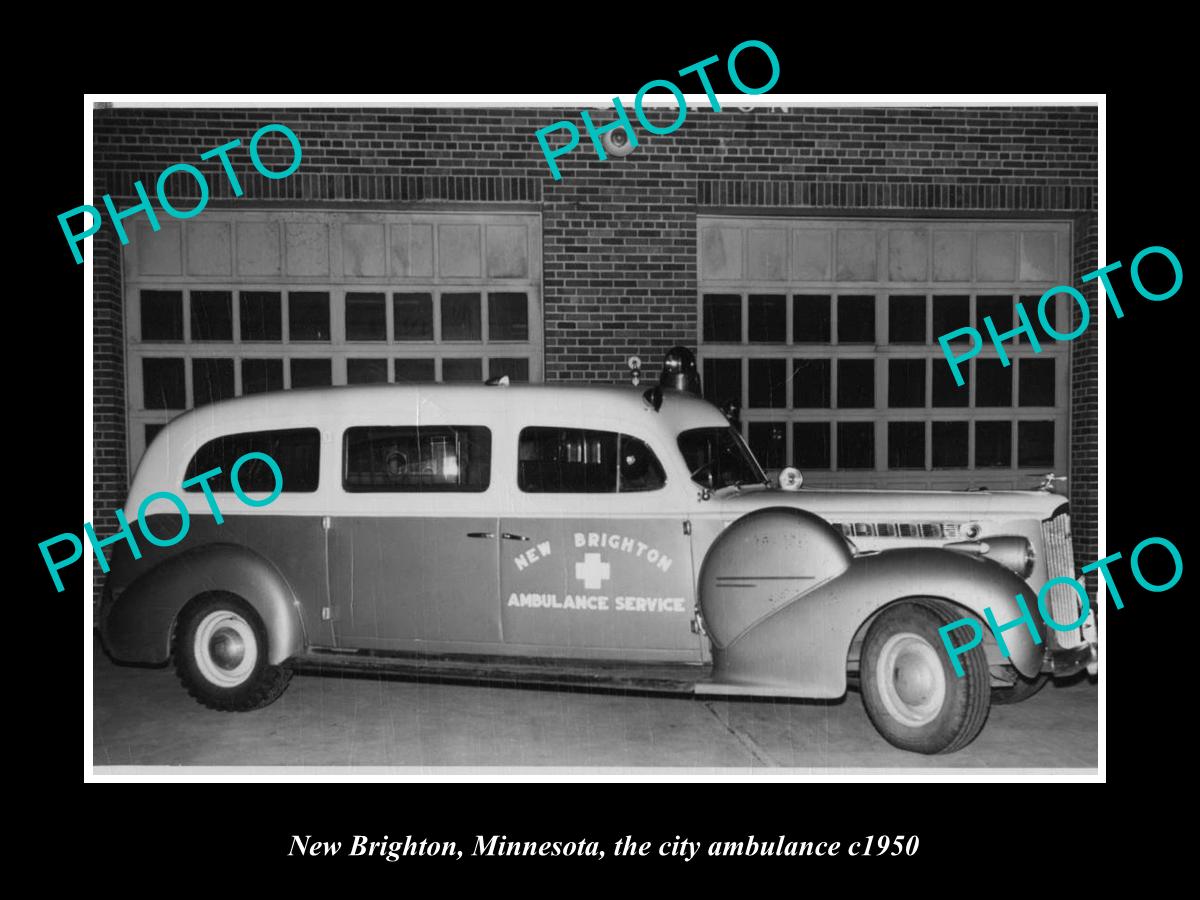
[{"left": 293, "top": 649, "right": 708, "bottom": 695}]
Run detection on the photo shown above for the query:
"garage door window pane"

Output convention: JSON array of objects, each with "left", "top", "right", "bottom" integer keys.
[
  {"left": 242, "top": 358, "right": 283, "bottom": 395},
  {"left": 977, "top": 295, "right": 1013, "bottom": 336},
  {"left": 703, "top": 294, "right": 742, "bottom": 342},
  {"left": 184, "top": 428, "right": 320, "bottom": 493},
  {"left": 192, "top": 358, "right": 235, "bottom": 407},
  {"left": 932, "top": 359, "right": 970, "bottom": 407},
  {"left": 837, "top": 422, "right": 874, "bottom": 469},
  {"left": 976, "top": 359, "right": 1012, "bottom": 407},
  {"left": 347, "top": 358, "right": 388, "bottom": 384},
  {"left": 240, "top": 292, "right": 281, "bottom": 342},
  {"left": 748, "top": 359, "right": 786, "bottom": 408},
  {"left": 888, "top": 359, "right": 925, "bottom": 408},
  {"left": 393, "top": 293, "right": 433, "bottom": 341},
  {"left": 793, "top": 295, "right": 831, "bottom": 343},
  {"left": 1018, "top": 421, "right": 1055, "bottom": 468},
  {"left": 289, "top": 292, "right": 330, "bottom": 341},
  {"left": 837, "top": 359, "right": 874, "bottom": 408},
  {"left": 932, "top": 421, "right": 969, "bottom": 468},
  {"left": 488, "top": 293, "right": 529, "bottom": 341},
  {"left": 748, "top": 294, "right": 786, "bottom": 342},
  {"left": 141, "top": 290, "right": 183, "bottom": 341},
  {"left": 888, "top": 421, "right": 925, "bottom": 469},
  {"left": 1020, "top": 358, "right": 1056, "bottom": 407},
  {"left": 441, "top": 293, "right": 481, "bottom": 341},
  {"left": 837, "top": 295, "right": 875, "bottom": 344},
  {"left": 442, "top": 358, "right": 482, "bottom": 382},
  {"left": 394, "top": 358, "right": 435, "bottom": 382},
  {"left": 346, "top": 292, "right": 386, "bottom": 341},
  {"left": 975, "top": 421, "right": 1012, "bottom": 468},
  {"left": 1022, "top": 293, "right": 1061, "bottom": 335},
  {"left": 703, "top": 358, "right": 742, "bottom": 410},
  {"left": 748, "top": 422, "right": 787, "bottom": 470},
  {"left": 888, "top": 295, "right": 926, "bottom": 343},
  {"left": 933, "top": 295, "right": 970, "bottom": 344},
  {"left": 290, "top": 358, "right": 332, "bottom": 388},
  {"left": 191, "top": 291, "right": 232, "bottom": 342},
  {"left": 142, "top": 358, "right": 185, "bottom": 409},
  {"left": 794, "top": 421, "right": 830, "bottom": 469},
  {"left": 793, "top": 359, "right": 830, "bottom": 408},
  {"left": 489, "top": 357, "right": 529, "bottom": 382}
]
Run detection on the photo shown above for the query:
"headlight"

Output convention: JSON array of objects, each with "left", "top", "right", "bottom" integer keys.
[{"left": 980, "top": 536, "right": 1036, "bottom": 578}]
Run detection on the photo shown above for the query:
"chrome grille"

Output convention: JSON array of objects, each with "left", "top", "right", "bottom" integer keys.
[{"left": 1041, "top": 510, "right": 1084, "bottom": 648}]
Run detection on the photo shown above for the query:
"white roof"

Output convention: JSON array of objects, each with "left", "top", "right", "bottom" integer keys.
[{"left": 131, "top": 382, "right": 728, "bottom": 505}]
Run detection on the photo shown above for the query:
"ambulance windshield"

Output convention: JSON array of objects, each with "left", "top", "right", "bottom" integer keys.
[{"left": 677, "top": 427, "right": 768, "bottom": 492}]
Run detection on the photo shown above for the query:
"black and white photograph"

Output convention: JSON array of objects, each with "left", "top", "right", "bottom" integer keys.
[{"left": 72, "top": 88, "right": 1115, "bottom": 776}]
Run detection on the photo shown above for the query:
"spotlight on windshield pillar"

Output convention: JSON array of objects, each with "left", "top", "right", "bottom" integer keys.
[
  {"left": 720, "top": 399, "right": 741, "bottom": 424},
  {"left": 660, "top": 346, "right": 701, "bottom": 395}
]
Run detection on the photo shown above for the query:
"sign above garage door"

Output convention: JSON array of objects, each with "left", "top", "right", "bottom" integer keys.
[{"left": 697, "top": 217, "right": 1072, "bottom": 492}]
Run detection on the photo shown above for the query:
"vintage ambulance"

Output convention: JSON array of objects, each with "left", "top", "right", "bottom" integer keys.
[{"left": 99, "top": 348, "right": 1097, "bottom": 755}]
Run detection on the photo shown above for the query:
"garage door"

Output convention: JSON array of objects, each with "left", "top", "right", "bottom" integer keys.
[
  {"left": 122, "top": 210, "right": 542, "bottom": 471},
  {"left": 697, "top": 216, "right": 1072, "bottom": 490}
]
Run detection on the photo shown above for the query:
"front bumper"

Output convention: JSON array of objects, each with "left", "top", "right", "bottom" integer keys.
[{"left": 1043, "top": 608, "right": 1098, "bottom": 677}]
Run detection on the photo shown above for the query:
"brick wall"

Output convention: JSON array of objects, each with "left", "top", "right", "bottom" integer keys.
[
  {"left": 1071, "top": 211, "right": 1100, "bottom": 589},
  {"left": 92, "top": 105, "right": 1099, "bottom": 593},
  {"left": 92, "top": 225, "right": 125, "bottom": 599}
]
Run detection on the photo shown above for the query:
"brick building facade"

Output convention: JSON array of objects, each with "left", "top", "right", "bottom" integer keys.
[{"left": 91, "top": 105, "right": 1099, "bottom": 594}]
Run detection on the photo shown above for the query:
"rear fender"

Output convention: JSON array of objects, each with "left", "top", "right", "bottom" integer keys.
[
  {"left": 710, "top": 547, "right": 1044, "bottom": 698},
  {"left": 100, "top": 543, "right": 306, "bottom": 666}
]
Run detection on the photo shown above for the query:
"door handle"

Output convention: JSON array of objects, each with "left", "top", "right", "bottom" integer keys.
[
  {"left": 466, "top": 532, "right": 496, "bottom": 539},
  {"left": 500, "top": 532, "right": 531, "bottom": 542}
]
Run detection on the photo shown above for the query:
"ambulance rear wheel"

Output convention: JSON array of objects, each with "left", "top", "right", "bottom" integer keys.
[
  {"left": 860, "top": 600, "right": 990, "bottom": 754},
  {"left": 174, "top": 592, "right": 293, "bottom": 711}
]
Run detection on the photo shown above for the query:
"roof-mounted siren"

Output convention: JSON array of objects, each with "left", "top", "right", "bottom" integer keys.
[
  {"left": 659, "top": 346, "right": 701, "bottom": 395},
  {"left": 643, "top": 346, "right": 701, "bottom": 412}
]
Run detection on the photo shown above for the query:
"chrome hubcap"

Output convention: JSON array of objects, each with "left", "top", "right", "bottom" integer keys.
[
  {"left": 876, "top": 632, "right": 946, "bottom": 727},
  {"left": 209, "top": 627, "right": 246, "bottom": 670},
  {"left": 193, "top": 610, "right": 258, "bottom": 688}
]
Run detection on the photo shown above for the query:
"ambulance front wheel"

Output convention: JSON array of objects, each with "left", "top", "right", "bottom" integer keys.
[{"left": 860, "top": 599, "right": 991, "bottom": 754}]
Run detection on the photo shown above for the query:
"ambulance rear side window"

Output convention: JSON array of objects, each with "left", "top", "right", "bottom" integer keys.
[
  {"left": 343, "top": 425, "right": 492, "bottom": 492},
  {"left": 184, "top": 428, "right": 321, "bottom": 493},
  {"left": 518, "top": 427, "right": 665, "bottom": 493}
]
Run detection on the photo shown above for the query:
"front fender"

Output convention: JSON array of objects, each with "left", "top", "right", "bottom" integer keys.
[
  {"left": 710, "top": 548, "right": 1044, "bottom": 698},
  {"left": 99, "top": 543, "right": 306, "bottom": 666}
]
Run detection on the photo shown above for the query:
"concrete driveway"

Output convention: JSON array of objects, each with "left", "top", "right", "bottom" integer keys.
[{"left": 91, "top": 638, "right": 1097, "bottom": 770}]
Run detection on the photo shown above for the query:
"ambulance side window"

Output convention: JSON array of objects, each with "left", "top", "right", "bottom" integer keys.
[
  {"left": 518, "top": 427, "right": 665, "bottom": 493},
  {"left": 618, "top": 434, "right": 667, "bottom": 492},
  {"left": 343, "top": 425, "right": 491, "bottom": 492},
  {"left": 184, "top": 428, "right": 321, "bottom": 493}
]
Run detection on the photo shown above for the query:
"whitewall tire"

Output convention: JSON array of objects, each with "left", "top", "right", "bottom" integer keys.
[{"left": 174, "top": 593, "right": 293, "bottom": 711}]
